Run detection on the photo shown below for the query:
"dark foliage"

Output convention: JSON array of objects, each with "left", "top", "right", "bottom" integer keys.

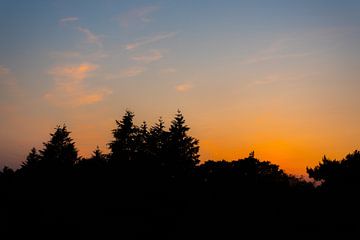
[
  {"left": 307, "top": 150, "right": 360, "bottom": 189},
  {"left": 1, "top": 110, "right": 359, "bottom": 238}
]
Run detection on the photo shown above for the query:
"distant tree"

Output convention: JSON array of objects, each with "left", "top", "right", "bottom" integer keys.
[
  {"left": 166, "top": 110, "right": 200, "bottom": 174},
  {"left": 0, "top": 166, "right": 15, "bottom": 187},
  {"left": 198, "top": 154, "right": 288, "bottom": 188},
  {"left": 108, "top": 110, "right": 139, "bottom": 164},
  {"left": 89, "top": 146, "right": 107, "bottom": 165},
  {"left": 148, "top": 117, "right": 168, "bottom": 163},
  {"left": 21, "top": 147, "right": 41, "bottom": 172},
  {"left": 39, "top": 125, "right": 79, "bottom": 169},
  {"left": 307, "top": 156, "right": 341, "bottom": 184},
  {"left": 89, "top": 146, "right": 107, "bottom": 163},
  {"left": 307, "top": 150, "right": 360, "bottom": 188},
  {"left": 77, "top": 146, "right": 107, "bottom": 171},
  {"left": 135, "top": 121, "right": 150, "bottom": 160},
  {"left": 0, "top": 166, "right": 14, "bottom": 178},
  {"left": 239, "top": 152, "right": 286, "bottom": 181}
]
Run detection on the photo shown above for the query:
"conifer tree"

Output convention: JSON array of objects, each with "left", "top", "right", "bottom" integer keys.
[
  {"left": 21, "top": 147, "right": 41, "bottom": 171},
  {"left": 167, "top": 110, "right": 200, "bottom": 173},
  {"left": 136, "top": 121, "right": 150, "bottom": 160},
  {"left": 108, "top": 110, "right": 138, "bottom": 163},
  {"left": 39, "top": 125, "right": 78, "bottom": 169},
  {"left": 89, "top": 146, "right": 107, "bottom": 163},
  {"left": 79, "top": 146, "right": 107, "bottom": 170},
  {"left": 148, "top": 117, "right": 168, "bottom": 162}
]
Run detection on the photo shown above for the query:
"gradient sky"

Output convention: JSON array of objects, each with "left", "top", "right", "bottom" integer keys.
[{"left": 1, "top": 0, "right": 360, "bottom": 175}]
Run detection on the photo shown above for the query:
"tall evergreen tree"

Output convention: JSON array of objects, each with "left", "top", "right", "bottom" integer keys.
[
  {"left": 167, "top": 110, "right": 200, "bottom": 173},
  {"left": 148, "top": 117, "right": 168, "bottom": 162},
  {"left": 39, "top": 125, "right": 79, "bottom": 169},
  {"left": 136, "top": 121, "right": 150, "bottom": 160},
  {"left": 108, "top": 110, "right": 139, "bottom": 164}
]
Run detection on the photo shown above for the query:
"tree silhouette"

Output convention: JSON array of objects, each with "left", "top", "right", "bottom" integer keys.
[
  {"left": 108, "top": 110, "right": 139, "bottom": 165},
  {"left": 78, "top": 146, "right": 107, "bottom": 170},
  {"left": 2, "top": 109, "right": 360, "bottom": 237},
  {"left": 307, "top": 150, "right": 360, "bottom": 189},
  {"left": 307, "top": 156, "right": 341, "bottom": 184},
  {"left": 21, "top": 147, "right": 41, "bottom": 171},
  {"left": 166, "top": 110, "right": 200, "bottom": 175},
  {"left": 198, "top": 152, "right": 288, "bottom": 188},
  {"left": 0, "top": 166, "right": 15, "bottom": 179},
  {"left": 135, "top": 121, "right": 150, "bottom": 161},
  {"left": 39, "top": 125, "right": 79, "bottom": 170},
  {"left": 147, "top": 117, "right": 168, "bottom": 165},
  {"left": 90, "top": 146, "right": 107, "bottom": 163}
]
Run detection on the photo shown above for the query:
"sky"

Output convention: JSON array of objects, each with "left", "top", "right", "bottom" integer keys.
[{"left": 1, "top": 0, "right": 360, "bottom": 175}]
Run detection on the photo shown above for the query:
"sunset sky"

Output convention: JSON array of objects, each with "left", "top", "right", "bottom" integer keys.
[{"left": 1, "top": 0, "right": 360, "bottom": 175}]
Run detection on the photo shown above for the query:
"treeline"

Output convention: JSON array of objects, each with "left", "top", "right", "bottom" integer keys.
[{"left": 0, "top": 110, "right": 359, "bottom": 238}]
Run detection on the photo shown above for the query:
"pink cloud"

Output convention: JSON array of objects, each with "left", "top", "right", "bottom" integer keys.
[
  {"left": 125, "top": 32, "right": 177, "bottom": 50},
  {"left": 120, "top": 6, "right": 159, "bottom": 27},
  {"left": 0, "top": 65, "right": 10, "bottom": 76},
  {"left": 46, "top": 63, "right": 111, "bottom": 107},
  {"left": 119, "top": 66, "right": 146, "bottom": 78},
  {"left": 175, "top": 83, "right": 192, "bottom": 92},
  {"left": 131, "top": 50, "right": 163, "bottom": 63},
  {"left": 160, "top": 68, "right": 177, "bottom": 74},
  {"left": 59, "top": 17, "right": 79, "bottom": 25},
  {"left": 78, "top": 27, "right": 103, "bottom": 47}
]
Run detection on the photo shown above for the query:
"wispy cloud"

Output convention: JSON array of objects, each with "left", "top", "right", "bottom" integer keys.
[
  {"left": 59, "top": 17, "right": 79, "bottom": 25},
  {"left": 49, "top": 50, "right": 108, "bottom": 61},
  {"left": 78, "top": 27, "right": 103, "bottom": 47},
  {"left": 175, "top": 83, "right": 192, "bottom": 92},
  {"left": 119, "top": 66, "right": 146, "bottom": 78},
  {"left": 0, "top": 66, "right": 22, "bottom": 97},
  {"left": 0, "top": 65, "right": 13, "bottom": 86},
  {"left": 160, "top": 68, "right": 177, "bottom": 74},
  {"left": 131, "top": 49, "right": 163, "bottom": 63},
  {"left": 45, "top": 63, "right": 111, "bottom": 107},
  {"left": 50, "top": 51, "right": 82, "bottom": 59},
  {"left": 241, "top": 38, "right": 312, "bottom": 65},
  {"left": 120, "top": 6, "right": 159, "bottom": 27},
  {"left": 252, "top": 75, "right": 282, "bottom": 85},
  {"left": 0, "top": 65, "right": 10, "bottom": 76},
  {"left": 243, "top": 52, "right": 312, "bottom": 65},
  {"left": 249, "top": 72, "right": 319, "bottom": 86},
  {"left": 105, "top": 66, "right": 145, "bottom": 80},
  {"left": 49, "top": 63, "right": 98, "bottom": 82},
  {"left": 125, "top": 32, "right": 177, "bottom": 50}
]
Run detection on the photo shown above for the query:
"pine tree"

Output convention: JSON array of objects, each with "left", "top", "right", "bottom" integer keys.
[
  {"left": 39, "top": 125, "right": 79, "bottom": 169},
  {"left": 136, "top": 121, "right": 150, "bottom": 159},
  {"left": 21, "top": 147, "right": 41, "bottom": 171},
  {"left": 79, "top": 146, "right": 107, "bottom": 169},
  {"left": 148, "top": 117, "right": 168, "bottom": 161},
  {"left": 108, "top": 110, "right": 139, "bottom": 164},
  {"left": 89, "top": 146, "right": 107, "bottom": 163},
  {"left": 167, "top": 110, "right": 200, "bottom": 173}
]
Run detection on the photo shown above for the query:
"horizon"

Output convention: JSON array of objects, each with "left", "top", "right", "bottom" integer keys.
[{"left": 1, "top": 0, "right": 360, "bottom": 176}]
